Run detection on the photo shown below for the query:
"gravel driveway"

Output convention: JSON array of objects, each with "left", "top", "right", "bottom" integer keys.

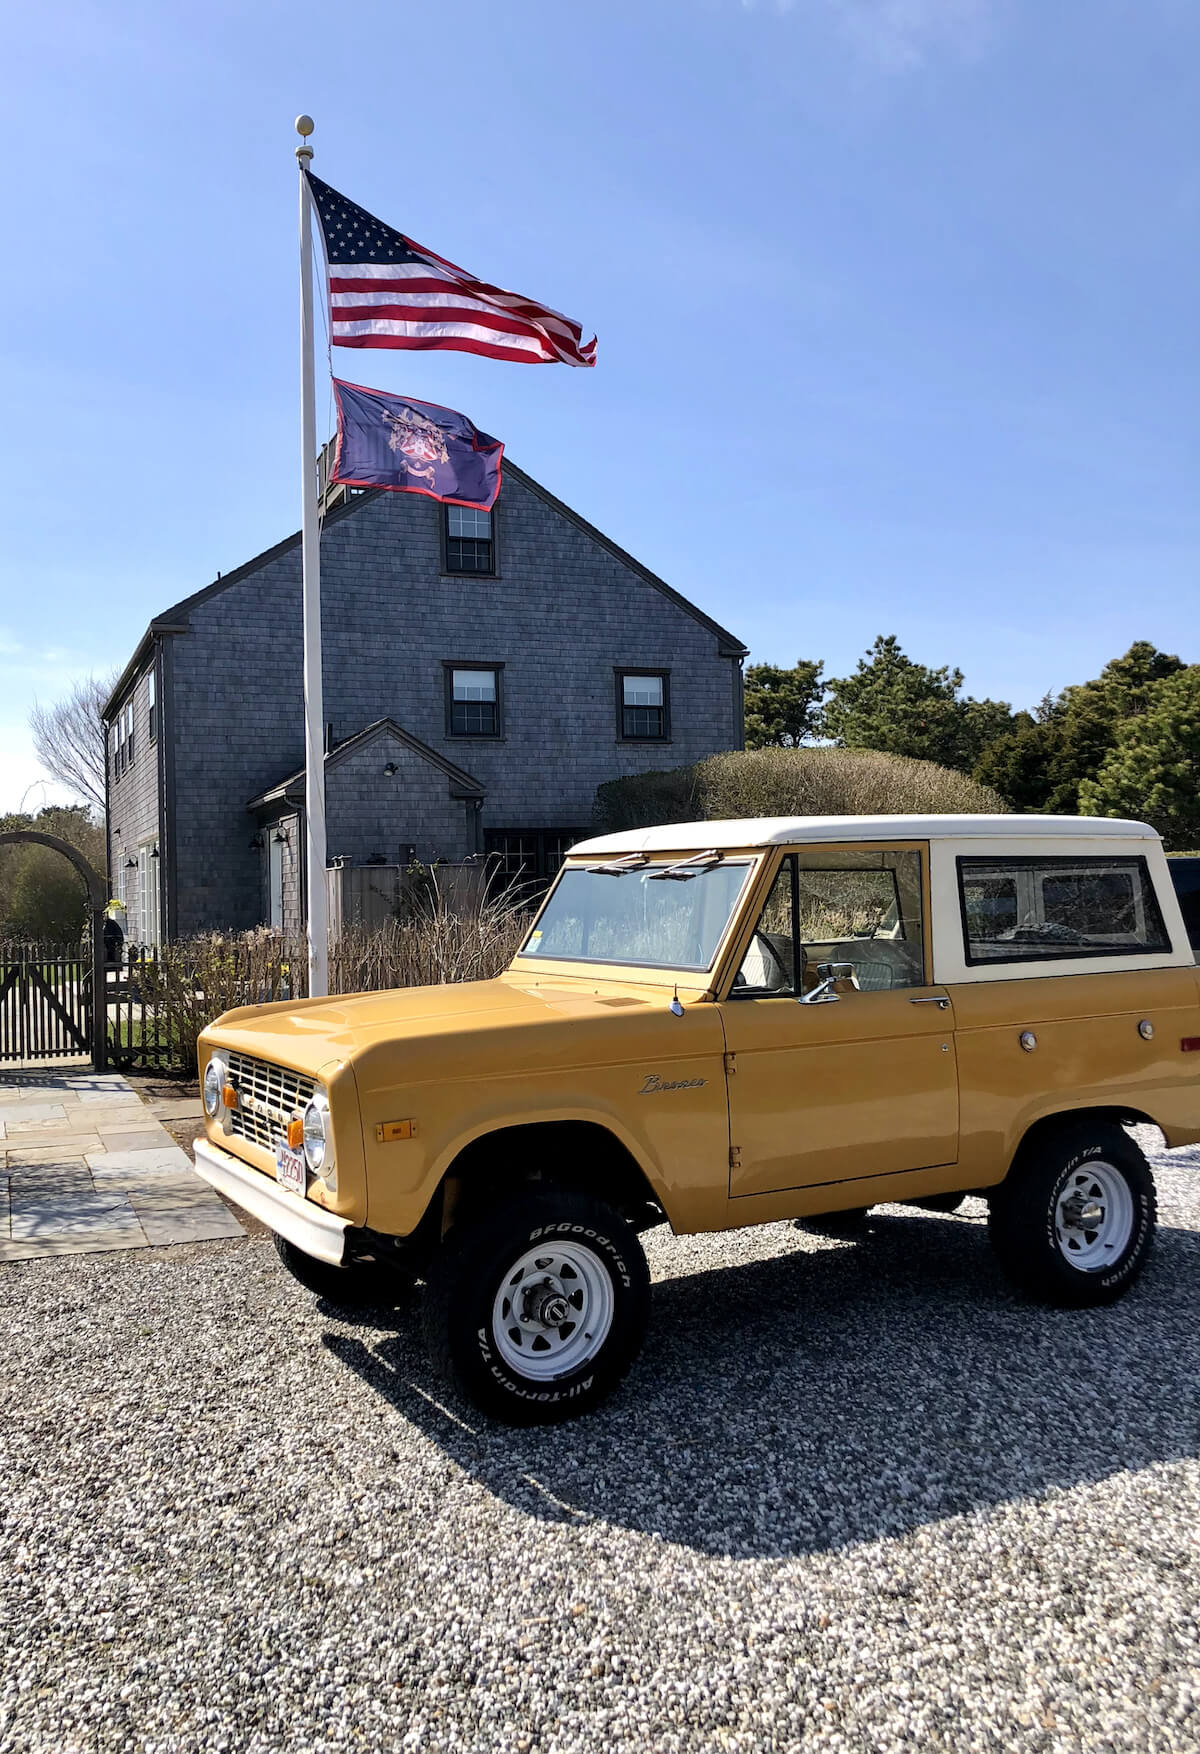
[{"left": 2, "top": 1129, "right": 1198, "bottom": 1753}]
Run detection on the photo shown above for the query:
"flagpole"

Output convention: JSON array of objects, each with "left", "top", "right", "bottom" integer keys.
[{"left": 295, "top": 114, "right": 328, "bottom": 998}]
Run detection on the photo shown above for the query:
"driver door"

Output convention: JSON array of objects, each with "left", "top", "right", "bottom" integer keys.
[{"left": 720, "top": 846, "right": 959, "bottom": 1199}]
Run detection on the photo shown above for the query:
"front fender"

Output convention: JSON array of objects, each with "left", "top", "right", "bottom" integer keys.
[{"left": 359, "top": 1049, "right": 730, "bottom": 1238}]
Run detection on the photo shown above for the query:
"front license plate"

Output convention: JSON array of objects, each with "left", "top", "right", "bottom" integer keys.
[{"left": 274, "top": 1144, "right": 306, "bottom": 1195}]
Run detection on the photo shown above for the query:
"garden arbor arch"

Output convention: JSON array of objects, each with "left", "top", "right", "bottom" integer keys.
[{"left": 0, "top": 831, "right": 108, "bottom": 1068}]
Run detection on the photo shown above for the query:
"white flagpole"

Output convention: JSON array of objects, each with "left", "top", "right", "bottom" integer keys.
[{"left": 295, "top": 114, "right": 329, "bottom": 998}]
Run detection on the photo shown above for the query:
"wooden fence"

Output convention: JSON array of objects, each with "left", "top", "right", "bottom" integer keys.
[{"left": 0, "top": 941, "right": 92, "bottom": 1064}]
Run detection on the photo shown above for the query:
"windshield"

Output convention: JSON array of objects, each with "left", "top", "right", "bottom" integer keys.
[{"left": 520, "top": 857, "right": 754, "bottom": 971}]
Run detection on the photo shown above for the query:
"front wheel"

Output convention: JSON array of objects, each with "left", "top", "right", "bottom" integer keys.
[
  {"left": 423, "top": 1191, "right": 650, "bottom": 1424},
  {"left": 988, "top": 1122, "right": 1156, "bottom": 1307}
]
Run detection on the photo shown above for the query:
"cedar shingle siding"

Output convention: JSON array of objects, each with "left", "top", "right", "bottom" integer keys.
[{"left": 105, "top": 466, "right": 745, "bottom": 937}]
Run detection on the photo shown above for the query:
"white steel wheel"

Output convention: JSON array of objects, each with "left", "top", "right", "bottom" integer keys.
[
  {"left": 491, "top": 1242, "right": 616, "bottom": 1381},
  {"left": 1052, "top": 1159, "right": 1135, "bottom": 1272}
]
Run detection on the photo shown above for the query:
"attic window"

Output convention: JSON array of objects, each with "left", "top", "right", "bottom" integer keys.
[{"left": 445, "top": 505, "right": 494, "bottom": 574}]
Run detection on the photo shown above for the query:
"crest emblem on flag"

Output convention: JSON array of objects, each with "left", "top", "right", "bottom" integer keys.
[{"left": 382, "top": 405, "right": 451, "bottom": 489}]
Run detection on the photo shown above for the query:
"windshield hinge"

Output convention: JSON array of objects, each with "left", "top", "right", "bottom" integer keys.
[
  {"left": 647, "top": 849, "right": 723, "bottom": 882},
  {"left": 729, "top": 1144, "right": 742, "bottom": 1170},
  {"left": 585, "top": 853, "right": 650, "bottom": 876},
  {"left": 723, "top": 1052, "right": 736, "bottom": 1076}
]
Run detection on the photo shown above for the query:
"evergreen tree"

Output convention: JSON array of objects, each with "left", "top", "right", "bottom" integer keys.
[
  {"left": 743, "top": 659, "right": 825, "bottom": 749},
  {"left": 975, "top": 641, "right": 1186, "bottom": 812},
  {"left": 823, "top": 635, "right": 1017, "bottom": 773},
  {"left": 1080, "top": 666, "right": 1200, "bottom": 848}
]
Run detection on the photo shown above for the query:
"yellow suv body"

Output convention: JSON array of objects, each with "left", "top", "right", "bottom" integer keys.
[{"left": 195, "top": 814, "right": 1200, "bottom": 1422}]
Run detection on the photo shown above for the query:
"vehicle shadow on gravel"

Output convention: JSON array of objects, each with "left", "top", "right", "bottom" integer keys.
[{"left": 321, "top": 1212, "right": 1200, "bottom": 1559}]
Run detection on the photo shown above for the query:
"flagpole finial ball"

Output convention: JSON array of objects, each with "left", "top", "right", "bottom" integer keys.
[{"left": 295, "top": 115, "right": 315, "bottom": 138}]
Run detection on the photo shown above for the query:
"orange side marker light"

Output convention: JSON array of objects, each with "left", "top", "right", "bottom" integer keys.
[
  {"left": 222, "top": 1085, "right": 238, "bottom": 1109},
  {"left": 287, "top": 1117, "right": 305, "bottom": 1149}
]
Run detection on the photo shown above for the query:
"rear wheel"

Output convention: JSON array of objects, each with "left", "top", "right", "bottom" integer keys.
[
  {"left": 988, "top": 1122, "right": 1156, "bottom": 1307},
  {"left": 423, "top": 1190, "right": 650, "bottom": 1424}
]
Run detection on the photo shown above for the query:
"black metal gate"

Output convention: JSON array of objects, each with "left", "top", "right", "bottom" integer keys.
[{"left": 0, "top": 944, "right": 92, "bottom": 1063}]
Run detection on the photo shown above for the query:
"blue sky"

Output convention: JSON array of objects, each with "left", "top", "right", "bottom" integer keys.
[{"left": 2, "top": 0, "right": 1198, "bottom": 811}]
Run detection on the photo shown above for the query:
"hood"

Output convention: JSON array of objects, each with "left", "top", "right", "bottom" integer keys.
[{"left": 200, "top": 974, "right": 698, "bottom": 1081}]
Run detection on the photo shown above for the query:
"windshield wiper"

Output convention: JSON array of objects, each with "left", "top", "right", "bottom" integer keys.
[
  {"left": 647, "top": 850, "right": 723, "bottom": 882},
  {"left": 585, "top": 853, "right": 650, "bottom": 876}
]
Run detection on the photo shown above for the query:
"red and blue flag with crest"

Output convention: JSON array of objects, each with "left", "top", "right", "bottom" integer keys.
[{"left": 330, "top": 380, "right": 503, "bottom": 508}]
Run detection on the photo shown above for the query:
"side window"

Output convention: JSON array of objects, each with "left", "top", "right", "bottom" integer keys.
[
  {"left": 733, "top": 859, "right": 797, "bottom": 995},
  {"left": 795, "top": 851, "right": 925, "bottom": 990},
  {"left": 731, "top": 848, "right": 927, "bottom": 997},
  {"left": 959, "top": 856, "right": 1171, "bottom": 964}
]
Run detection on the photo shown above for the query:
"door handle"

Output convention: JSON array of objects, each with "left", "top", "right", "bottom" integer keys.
[{"left": 910, "top": 995, "right": 950, "bottom": 1009}]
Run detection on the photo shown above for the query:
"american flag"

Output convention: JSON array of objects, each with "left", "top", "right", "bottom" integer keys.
[{"left": 306, "top": 173, "right": 596, "bottom": 367}]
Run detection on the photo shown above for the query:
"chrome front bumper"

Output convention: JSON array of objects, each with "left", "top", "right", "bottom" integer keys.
[{"left": 193, "top": 1135, "right": 350, "bottom": 1265}]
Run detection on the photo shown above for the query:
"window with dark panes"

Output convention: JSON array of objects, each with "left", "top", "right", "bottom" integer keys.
[
  {"left": 485, "top": 828, "right": 584, "bottom": 890},
  {"left": 445, "top": 504, "right": 494, "bottom": 573},
  {"left": 147, "top": 670, "right": 157, "bottom": 742},
  {"left": 959, "top": 856, "right": 1171, "bottom": 964},
  {"left": 448, "top": 667, "right": 500, "bottom": 737},
  {"left": 619, "top": 671, "right": 668, "bottom": 740}
]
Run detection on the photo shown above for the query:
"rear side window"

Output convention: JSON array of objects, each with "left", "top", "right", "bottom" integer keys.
[{"left": 958, "top": 856, "right": 1171, "bottom": 965}]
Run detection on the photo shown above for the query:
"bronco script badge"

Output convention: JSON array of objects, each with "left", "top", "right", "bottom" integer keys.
[{"left": 638, "top": 1073, "right": 707, "bottom": 1094}]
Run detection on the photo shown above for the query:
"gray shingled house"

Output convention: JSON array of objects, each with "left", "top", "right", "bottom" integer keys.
[{"left": 102, "top": 464, "right": 746, "bottom": 943}]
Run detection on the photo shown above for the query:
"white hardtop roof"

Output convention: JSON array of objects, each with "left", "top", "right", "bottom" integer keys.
[{"left": 569, "top": 814, "right": 1157, "bottom": 857}]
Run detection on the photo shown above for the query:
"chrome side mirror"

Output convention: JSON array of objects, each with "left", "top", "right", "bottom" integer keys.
[{"left": 798, "top": 961, "right": 859, "bottom": 1005}]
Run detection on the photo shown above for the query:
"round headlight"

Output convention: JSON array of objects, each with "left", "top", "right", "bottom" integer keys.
[
  {"left": 203, "top": 1059, "right": 225, "bottom": 1119},
  {"left": 302, "top": 1096, "right": 329, "bottom": 1174}
]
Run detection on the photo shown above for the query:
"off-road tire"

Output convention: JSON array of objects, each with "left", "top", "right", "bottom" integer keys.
[
  {"left": 988, "top": 1121, "right": 1156, "bottom": 1308},
  {"left": 273, "top": 1232, "right": 400, "bottom": 1307},
  {"left": 423, "top": 1190, "right": 650, "bottom": 1425},
  {"left": 908, "top": 1191, "right": 968, "bottom": 1214}
]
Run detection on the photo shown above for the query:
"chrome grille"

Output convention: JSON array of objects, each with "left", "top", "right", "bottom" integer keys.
[{"left": 226, "top": 1050, "right": 316, "bottom": 1153}]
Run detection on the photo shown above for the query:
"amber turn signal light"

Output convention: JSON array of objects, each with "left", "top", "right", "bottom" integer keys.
[
  {"left": 287, "top": 1117, "right": 305, "bottom": 1149},
  {"left": 222, "top": 1085, "right": 238, "bottom": 1109}
]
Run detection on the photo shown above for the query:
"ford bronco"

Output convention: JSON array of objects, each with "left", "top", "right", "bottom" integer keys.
[{"left": 194, "top": 814, "right": 1200, "bottom": 1423}]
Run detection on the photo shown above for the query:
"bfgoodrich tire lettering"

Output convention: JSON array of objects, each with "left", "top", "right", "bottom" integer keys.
[
  {"left": 988, "top": 1121, "right": 1156, "bottom": 1308},
  {"left": 423, "top": 1191, "right": 650, "bottom": 1425}
]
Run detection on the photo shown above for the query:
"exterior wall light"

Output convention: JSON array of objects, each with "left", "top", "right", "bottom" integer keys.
[{"left": 383, "top": 761, "right": 398, "bottom": 775}]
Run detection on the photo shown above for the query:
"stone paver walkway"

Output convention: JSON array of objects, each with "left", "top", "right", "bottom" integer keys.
[{"left": 0, "top": 1067, "right": 243, "bottom": 1261}]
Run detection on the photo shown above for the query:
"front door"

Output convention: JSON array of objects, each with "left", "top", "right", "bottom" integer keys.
[{"left": 721, "top": 846, "right": 959, "bottom": 1199}]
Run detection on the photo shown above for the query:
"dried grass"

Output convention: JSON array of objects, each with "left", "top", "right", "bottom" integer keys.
[{"left": 125, "top": 882, "right": 533, "bottom": 1073}]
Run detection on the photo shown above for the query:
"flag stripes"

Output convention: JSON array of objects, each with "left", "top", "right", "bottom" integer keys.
[{"left": 306, "top": 173, "right": 596, "bottom": 367}]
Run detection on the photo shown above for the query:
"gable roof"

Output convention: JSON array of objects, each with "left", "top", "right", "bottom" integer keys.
[
  {"left": 246, "top": 718, "right": 485, "bottom": 812},
  {"left": 103, "top": 461, "right": 746, "bottom": 718}
]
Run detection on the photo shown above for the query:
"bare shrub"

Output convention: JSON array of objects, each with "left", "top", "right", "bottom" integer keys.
[
  {"left": 329, "top": 888, "right": 532, "bottom": 994},
  {"left": 129, "top": 883, "right": 533, "bottom": 1072},
  {"left": 696, "top": 746, "right": 1007, "bottom": 821},
  {"left": 594, "top": 746, "right": 1005, "bottom": 831}
]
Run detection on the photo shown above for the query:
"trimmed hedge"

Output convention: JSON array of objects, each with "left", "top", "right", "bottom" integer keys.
[{"left": 595, "top": 746, "right": 1006, "bottom": 833}]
